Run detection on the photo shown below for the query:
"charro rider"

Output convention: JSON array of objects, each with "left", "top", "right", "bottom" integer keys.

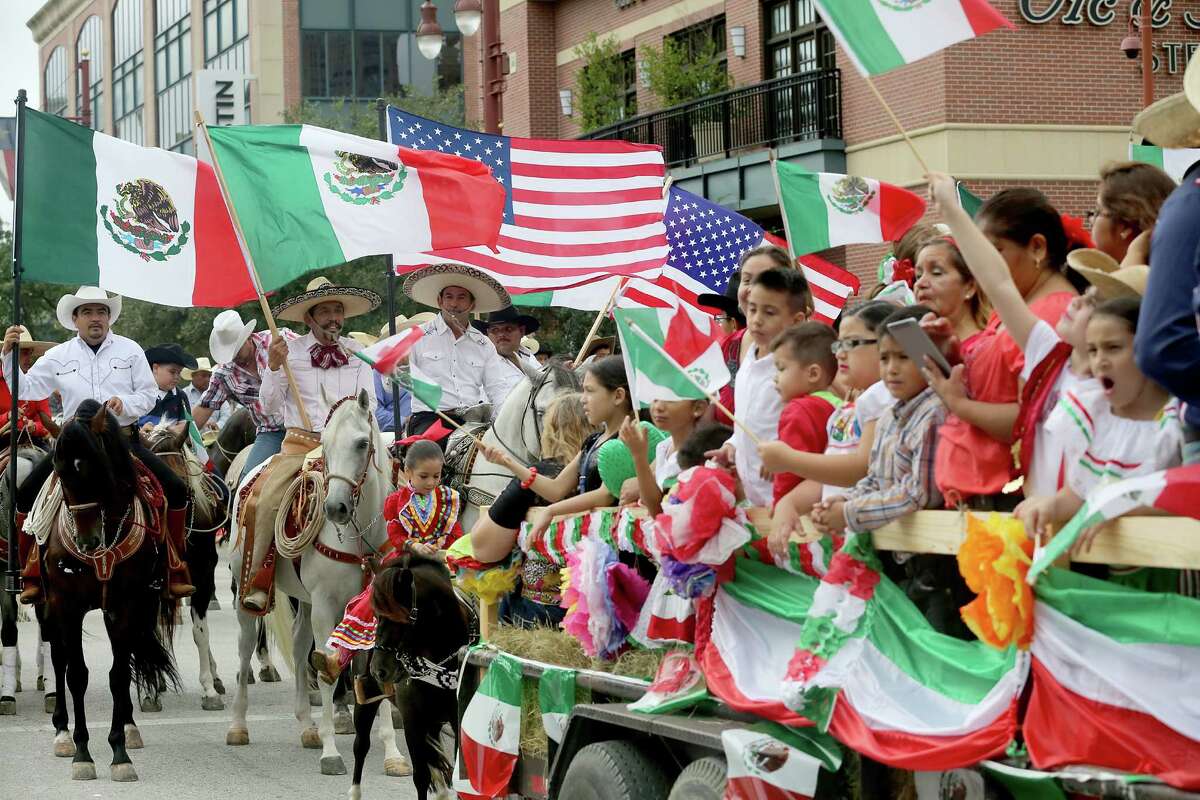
[
  {"left": 402, "top": 264, "right": 518, "bottom": 436},
  {"left": 138, "top": 343, "right": 198, "bottom": 430},
  {"left": 3, "top": 286, "right": 194, "bottom": 603},
  {"left": 239, "top": 276, "right": 380, "bottom": 612},
  {"left": 472, "top": 306, "right": 543, "bottom": 403},
  {"left": 0, "top": 330, "right": 59, "bottom": 449}
]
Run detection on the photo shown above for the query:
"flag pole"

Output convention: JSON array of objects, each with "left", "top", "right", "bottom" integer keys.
[
  {"left": 862, "top": 76, "right": 931, "bottom": 176},
  {"left": 625, "top": 321, "right": 762, "bottom": 446},
  {"left": 768, "top": 149, "right": 799, "bottom": 269},
  {"left": 5, "top": 90, "right": 28, "bottom": 597},
  {"left": 193, "top": 112, "right": 313, "bottom": 432},
  {"left": 571, "top": 279, "right": 623, "bottom": 365},
  {"left": 377, "top": 98, "right": 403, "bottom": 439}
]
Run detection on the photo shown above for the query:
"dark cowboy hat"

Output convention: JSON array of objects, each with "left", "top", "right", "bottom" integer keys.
[
  {"left": 697, "top": 273, "right": 745, "bottom": 325},
  {"left": 469, "top": 306, "right": 541, "bottom": 335},
  {"left": 145, "top": 343, "right": 198, "bottom": 369}
]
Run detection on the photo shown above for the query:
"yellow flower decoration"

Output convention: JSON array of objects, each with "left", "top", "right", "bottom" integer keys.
[{"left": 957, "top": 513, "right": 1035, "bottom": 650}]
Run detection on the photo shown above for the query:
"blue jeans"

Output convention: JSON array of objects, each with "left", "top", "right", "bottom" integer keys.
[{"left": 244, "top": 429, "right": 285, "bottom": 476}]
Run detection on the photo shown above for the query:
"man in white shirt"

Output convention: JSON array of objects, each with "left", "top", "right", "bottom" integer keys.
[
  {"left": 2, "top": 286, "right": 193, "bottom": 603},
  {"left": 472, "top": 307, "right": 543, "bottom": 405},
  {"left": 182, "top": 358, "right": 231, "bottom": 430},
  {"left": 401, "top": 264, "right": 518, "bottom": 437}
]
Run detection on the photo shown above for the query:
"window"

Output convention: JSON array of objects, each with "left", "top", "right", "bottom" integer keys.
[
  {"left": 44, "top": 47, "right": 69, "bottom": 116},
  {"left": 670, "top": 16, "right": 727, "bottom": 71},
  {"left": 156, "top": 0, "right": 193, "bottom": 153},
  {"left": 763, "top": 0, "right": 834, "bottom": 78},
  {"left": 112, "top": 0, "right": 144, "bottom": 144},
  {"left": 203, "top": 0, "right": 248, "bottom": 63},
  {"left": 620, "top": 49, "right": 637, "bottom": 119},
  {"left": 76, "top": 16, "right": 103, "bottom": 130}
]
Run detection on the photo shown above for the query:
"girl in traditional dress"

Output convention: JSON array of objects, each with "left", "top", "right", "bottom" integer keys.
[{"left": 311, "top": 439, "right": 462, "bottom": 683}]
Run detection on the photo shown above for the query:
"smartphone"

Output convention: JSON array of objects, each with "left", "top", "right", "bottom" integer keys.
[{"left": 885, "top": 317, "right": 952, "bottom": 378}]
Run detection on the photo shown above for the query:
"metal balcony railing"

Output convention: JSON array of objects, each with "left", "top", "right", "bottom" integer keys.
[{"left": 581, "top": 68, "right": 842, "bottom": 168}]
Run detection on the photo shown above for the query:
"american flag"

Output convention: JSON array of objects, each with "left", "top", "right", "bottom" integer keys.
[{"left": 387, "top": 107, "right": 668, "bottom": 298}]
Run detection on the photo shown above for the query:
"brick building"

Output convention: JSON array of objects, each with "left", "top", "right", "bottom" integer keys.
[{"left": 463, "top": 0, "right": 1198, "bottom": 283}]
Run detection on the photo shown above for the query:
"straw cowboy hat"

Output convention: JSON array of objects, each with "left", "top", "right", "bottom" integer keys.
[
  {"left": 1133, "top": 48, "right": 1200, "bottom": 147},
  {"left": 580, "top": 336, "right": 616, "bottom": 361},
  {"left": 1066, "top": 248, "right": 1120, "bottom": 276},
  {"left": 1075, "top": 264, "right": 1150, "bottom": 300},
  {"left": 209, "top": 310, "right": 257, "bottom": 364},
  {"left": 521, "top": 335, "right": 539, "bottom": 353},
  {"left": 56, "top": 286, "right": 121, "bottom": 331},
  {"left": 378, "top": 312, "right": 436, "bottom": 340},
  {"left": 348, "top": 331, "right": 379, "bottom": 348},
  {"left": 402, "top": 264, "right": 511, "bottom": 313},
  {"left": 181, "top": 357, "right": 215, "bottom": 381},
  {"left": 12, "top": 330, "right": 55, "bottom": 357},
  {"left": 273, "top": 276, "right": 381, "bottom": 323}
]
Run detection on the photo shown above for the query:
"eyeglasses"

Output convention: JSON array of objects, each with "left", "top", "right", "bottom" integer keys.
[
  {"left": 714, "top": 315, "right": 733, "bottom": 323},
  {"left": 1084, "top": 208, "right": 1112, "bottom": 226},
  {"left": 831, "top": 338, "right": 878, "bottom": 354}
]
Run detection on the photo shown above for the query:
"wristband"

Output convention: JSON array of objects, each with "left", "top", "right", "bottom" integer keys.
[{"left": 520, "top": 467, "right": 538, "bottom": 490}]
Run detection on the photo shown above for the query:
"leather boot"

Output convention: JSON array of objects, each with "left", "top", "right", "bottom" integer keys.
[
  {"left": 164, "top": 506, "right": 195, "bottom": 599},
  {"left": 309, "top": 649, "right": 343, "bottom": 686},
  {"left": 15, "top": 513, "right": 41, "bottom": 606}
]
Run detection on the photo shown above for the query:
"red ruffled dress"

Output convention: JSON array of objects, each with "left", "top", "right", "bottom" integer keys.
[{"left": 324, "top": 484, "right": 462, "bottom": 662}]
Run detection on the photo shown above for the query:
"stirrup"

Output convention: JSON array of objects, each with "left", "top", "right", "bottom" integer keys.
[
  {"left": 241, "top": 589, "right": 269, "bottom": 611},
  {"left": 18, "top": 585, "right": 41, "bottom": 606},
  {"left": 309, "top": 650, "right": 341, "bottom": 686},
  {"left": 167, "top": 583, "right": 196, "bottom": 599}
]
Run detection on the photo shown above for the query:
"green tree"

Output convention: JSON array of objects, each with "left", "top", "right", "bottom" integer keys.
[
  {"left": 283, "top": 85, "right": 470, "bottom": 139},
  {"left": 641, "top": 37, "right": 730, "bottom": 107},
  {"left": 574, "top": 33, "right": 628, "bottom": 133}
]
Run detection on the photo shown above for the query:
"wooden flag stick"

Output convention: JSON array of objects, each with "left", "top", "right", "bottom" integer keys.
[
  {"left": 768, "top": 149, "right": 801, "bottom": 266},
  {"left": 862, "top": 76, "right": 931, "bottom": 176},
  {"left": 572, "top": 278, "right": 623, "bottom": 365},
  {"left": 193, "top": 111, "right": 314, "bottom": 432},
  {"left": 349, "top": 350, "right": 486, "bottom": 446},
  {"left": 625, "top": 321, "right": 762, "bottom": 446}
]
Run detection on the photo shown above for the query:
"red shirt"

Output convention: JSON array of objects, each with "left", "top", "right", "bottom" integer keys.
[
  {"left": 773, "top": 392, "right": 837, "bottom": 504},
  {"left": 715, "top": 328, "right": 746, "bottom": 427},
  {"left": 0, "top": 378, "right": 51, "bottom": 439}
]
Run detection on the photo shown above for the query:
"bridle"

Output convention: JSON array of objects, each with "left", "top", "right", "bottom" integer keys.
[
  {"left": 481, "top": 365, "right": 558, "bottom": 472},
  {"left": 320, "top": 396, "right": 385, "bottom": 549}
]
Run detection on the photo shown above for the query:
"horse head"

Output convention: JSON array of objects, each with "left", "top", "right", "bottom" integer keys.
[
  {"left": 52, "top": 400, "right": 137, "bottom": 553},
  {"left": 493, "top": 361, "right": 581, "bottom": 462},
  {"left": 322, "top": 389, "right": 383, "bottom": 527},
  {"left": 368, "top": 552, "right": 468, "bottom": 686},
  {"left": 145, "top": 420, "right": 216, "bottom": 520}
]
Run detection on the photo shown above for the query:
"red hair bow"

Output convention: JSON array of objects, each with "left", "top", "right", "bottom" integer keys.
[
  {"left": 892, "top": 257, "right": 915, "bottom": 287},
  {"left": 1060, "top": 213, "right": 1095, "bottom": 250}
]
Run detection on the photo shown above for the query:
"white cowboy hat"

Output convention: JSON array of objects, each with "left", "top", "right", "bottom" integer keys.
[
  {"left": 521, "top": 335, "right": 539, "bottom": 353},
  {"left": 12, "top": 329, "right": 55, "bottom": 357},
  {"left": 1075, "top": 264, "right": 1149, "bottom": 300},
  {"left": 181, "top": 356, "right": 215, "bottom": 381},
  {"left": 402, "top": 264, "right": 511, "bottom": 314},
  {"left": 1065, "top": 248, "right": 1120, "bottom": 276},
  {"left": 378, "top": 312, "right": 437, "bottom": 340},
  {"left": 210, "top": 309, "right": 257, "bottom": 364},
  {"left": 348, "top": 331, "right": 379, "bottom": 348},
  {"left": 55, "top": 286, "right": 121, "bottom": 331},
  {"left": 1133, "top": 49, "right": 1200, "bottom": 148},
  {"left": 273, "top": 276, "right": 381, "bottom": 323}
]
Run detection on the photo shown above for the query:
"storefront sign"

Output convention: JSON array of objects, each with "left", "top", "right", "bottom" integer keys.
[
  {"left": 1018, "top": 0, "right": 1199, "bottom": 73},
  {"left": 196, "top": 70, "right": 248, "bottom": 127}
]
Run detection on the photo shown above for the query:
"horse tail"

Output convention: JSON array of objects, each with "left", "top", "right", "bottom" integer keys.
[
  {"left": 267, "top": 589, "right": 294, "bottom": 673},
  {"left": 130, "top": 597, "right": 181, "bottom": 695}
]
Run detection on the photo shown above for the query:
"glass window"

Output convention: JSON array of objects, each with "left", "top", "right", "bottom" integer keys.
[
  {"left": 620, "top": 49, "right": 637, "bottom": 119},
  {"left": 204, "top": 0, "right": 248, "bottom": 63},
  {"left": 76, "top": 16, "right": 104, "bottom": 130},
  {"left": 355, "top": 0, "right": 406, "bottom": 29},
  {"left": 670, "top": 15, "right": 726, "bottom": 63},
  {"left": 763, "top": 0, "right": 833, "bottom": 80},
  {"left": 300, "top": 0, "right": 351, "bottom": 29},
  {"left": 43, "top": 46, "right": 69, "bottom": 116},
  {"left": 301, "top": 31, "right": 327, "bottom": 97},
  {"left": 356, "top": 31, "right": 383, "bottom": 99},
  {"left": 112, "top": 0, "right": 145, "bottom": 144},
  {"left": 156, "top": 0, "right": 192, "bottom": 153},
  {"left": 437, "top": 32, "right": 462, "bottom": 92},
  {"left": 328, "top": 31, "right": 354, "bottom": 96}
]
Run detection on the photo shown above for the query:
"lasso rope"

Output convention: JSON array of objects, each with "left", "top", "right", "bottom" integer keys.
[
  {"left": 26, "top": 475, "right": 149, "bottom": 551},
  {"left": 273, "top": 467, "right": 326, "bottom": 560}
]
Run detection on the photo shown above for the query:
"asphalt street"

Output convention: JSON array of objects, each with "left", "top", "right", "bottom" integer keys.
[{"left": 0, "top": 551, "right": 422, "bottom": 800}]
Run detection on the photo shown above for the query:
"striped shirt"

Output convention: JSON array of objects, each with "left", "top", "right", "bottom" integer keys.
[
  {"left": 843, "top": 387, "right": 946, "bottom": 533},
  {"left": 197, "top": 329, "right": 296, "bottom": 434}
]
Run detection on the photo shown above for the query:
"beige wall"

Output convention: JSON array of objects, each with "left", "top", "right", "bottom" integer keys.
[{"left": 250, "top": 0, "right": 286, "bottom": 124}]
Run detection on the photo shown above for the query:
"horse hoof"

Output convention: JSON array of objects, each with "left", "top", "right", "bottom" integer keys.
[
  {"left": 226, "top": 727, "right": 249, "bottom": 746},
  {"left": 0, "top": 698, "right": 15, "bottom": 715},
  {"left": 139, "top": 696, "right": 162, "bottom": 713},
  {"left": 259, "top": 665, "right": 281, "bottom": 683},
  {"left": 384, "top": 755, "right": 413, "bottom": 777},
  {"left": 36, "top": 676, "right": 44, "bottom": 692},
  {"left": 201, "top": 695, "right": 224, "bottom": 711},
  {"left": 300, "top": 727, "right": 321, "bottom": 749},
  {"left": 14, "top": 678, "right": 21, "bottom": 693},
  {"left": 209, "top": 596, "right": 220, "bottom": 610},
  {"left": 71, "top": 762, "right": 97, "bottom": 781},
  {"left": 349, "top": 785, "right": 362, "bottom": 800},
  {"left": 111, "top": 762, "right": 138, "bottom": 782},
  {"left": 320, "top": 755, "right": 347, "bottom": 776},
  {"left": 213, "top": 676, "right": 226, "bottom": 695},
  {"left": 53, "top": 732, "right": 75, "bottom": 758},
  {"left": 392, "top": 708, "right": 404, "bottom": 729},
  {"left": 44, "top": 693, "right": 57, "bottom": 714},
  {"left": 246, "top": 671, "right": 256, "bottom": 685},
  {"left": 124, "top": 725, "right": 144, "bottom": 750},
  {"left": 309, "top": 690, "right": 322, "bottom": 707},
  {"left": 333, "top": 710, "right": 353, "bottom": 735}
]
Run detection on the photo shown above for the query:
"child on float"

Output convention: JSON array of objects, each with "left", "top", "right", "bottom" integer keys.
[
  {"left": 618, "top": 395, "right": 710, "bottom": 517},
  {"left": 311, "top": 439, "right": 463, "bottom": 684},
  {"left": 708, "top": 267, "right": 812, "bottom": 507},
  {"left": 758, "top": 301, "right": 896, "bottom": 558},
  {"left": 1015, "top": 297, "right": 1183, "bottom": 566}
]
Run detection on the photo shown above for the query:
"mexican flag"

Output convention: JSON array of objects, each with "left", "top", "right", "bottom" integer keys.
[
  {"left": 363, "top": 327, "right": 426, "bottom": 375},
  {"left": 1028, "top": 464, "right": 1200, "bottom": 582},
  {"left": 352, "top": 347, "right": 444, "bottom": 412},
  {"left": 1027, "top": 568, "right": 1200, "bottom": 790},
  {"left": 538, "top": 667, "right": 575, "bottom": 744},
  {"left": 18, "top": 108, "right": 257, "bottom": 307},
  {"left": 456, "top": 651, "right": 522, "bottom": 797},
  {"left": 957, "top": 181, "right": 983, "bottom": 217},
  {"left": 775, "top": 163, "right": 927, "bottom": 255},
  {"left": 813, "top": 0, "right": 1012, "bottom": 77},
  {"left": 722, "top": 724, "right": 840, "bottom": 800},
  {"left": 696, "top": 547, "right": 1028, "bottom": 770},
  {"left": 613, "top": 277, "right": 730, "bottom": 408},
  {"left": 204, "top": 123, "right": 505, "bottom": 289},
  {"left": 1129, "top": 143, "right": 1200, "bottom": 182}
]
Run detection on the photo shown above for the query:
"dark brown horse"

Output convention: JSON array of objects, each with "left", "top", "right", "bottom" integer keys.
[{"left": 41, "top": 400, "right": 178, "bottom": 782}]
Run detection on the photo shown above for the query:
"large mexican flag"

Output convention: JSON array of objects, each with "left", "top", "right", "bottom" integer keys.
[
  {"left": 1129, "top": 143, "right": 1200, "bottom": 182},
  {"left": 204, "top": 123, "right": 505, "bottom": 291},
  {"left": 19, "top": 108, "right": 257, "bottom": 307}
]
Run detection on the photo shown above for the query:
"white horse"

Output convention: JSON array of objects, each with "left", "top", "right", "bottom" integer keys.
[
  {"left": 227, "top": 390, "right": 408, "bottom": 777},
  {"left": 455, "top": 362, "right": 581, "bottom": 531}
]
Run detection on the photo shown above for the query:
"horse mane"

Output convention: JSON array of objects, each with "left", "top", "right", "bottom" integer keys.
[
  {"left": 147, "top": 422, "right": 214, "bottom": 517},
  {"left": 545, "top": 360, "right": 581, "bottom": 392},
  {"left": 371, "top": 554, "right": 464, "bottom": 635},
  {"left": 57, "top": 399, "right": 136, "bottom": 495}
]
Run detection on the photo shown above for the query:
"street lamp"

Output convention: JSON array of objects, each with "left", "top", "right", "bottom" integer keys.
[
  {"left": 454, "top": 0, "right": 483, "bottom": 37},
  {"left": 416, "top": 0, "right": 445, "bottom": 60}
]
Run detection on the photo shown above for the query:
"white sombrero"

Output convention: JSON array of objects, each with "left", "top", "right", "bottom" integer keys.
[
  {"left": 348, "top": 331, "right": 379, "bottom": 348},
  {"left": 378, "top": 312, "right": 436, "bottom": 340},
  {"left": 1133, "top": 49, "right": 1200, "bottom": 148},
  {"left": 210, "top": 310, "right": 257, "bottom": 364},
  {"left": 12, "top": 329, "right": 55, "bottom": 357},
  {"left": 401, "top": 264, "right": 511, "bottom": 314},
  {"left": 1075, "top": 264, "right": 1150, "bottom": 300},
  {"left": 56, "top": 286, "right": 121, "bottom": 331},
  {"left": 273, "top": 277, "right": 382, "bottom": 323},
  {"left": 181, "top": 356, "right": 215, "bottom": 381}
]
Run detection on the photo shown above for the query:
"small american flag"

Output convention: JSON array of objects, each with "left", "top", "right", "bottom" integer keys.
[{"left": 387, "top": 107, "right": 668, "bottom": 297}]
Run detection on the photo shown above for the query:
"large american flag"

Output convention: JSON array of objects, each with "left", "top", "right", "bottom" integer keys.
[{"left": 387, "top": 107, "right": 668, "bottom": 296}]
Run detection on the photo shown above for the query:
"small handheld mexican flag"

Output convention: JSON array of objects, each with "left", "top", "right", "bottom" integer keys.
[
  {"left": 182, "top": 406, "right": 211, "bottom": 466},
  {"left": 957, "top": 181, "right": 983, "bottom": 218},
  {"left": 538, "top": 667, "right": 576, "bottom": 744},
  {"left": 775, "top": 162, "right": 926, "bottom": 255},
  {"left": 813, "top": 0, "right": 1012, "bottom": 77},
  {"left": 363, "top": 327, "right": 425, "bottom": 375},
  {"left": 351, "top": 347, "right": 443, "bottom": 412},
  {"left": 455, "top": 651, "right": 522, "bottom": 798}
]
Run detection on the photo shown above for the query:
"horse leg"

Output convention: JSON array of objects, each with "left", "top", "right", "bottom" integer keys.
[
  {"left": 255, "top": 620, "right": 278, "bottom": 683},
  {"left": 333, "top": 670, "right": 353, "bottom": 735},
  {"left": 349, "top": 693, "right": 381, "bottom": 800},
  {"left": 309, "top": 601, "right": 345, "bottom": 775},
  {"left": 191, "top": 605, "right": 222, "bottom": 711},
  {"left": 292, "top": 602, "right": 321, "bottom": 751},
  {"left": 61, "top": 611, "right": 95, "bottom": 780},
  {"left": 105, "top": 627, "right": 137, "bottom": 782},
  {"left": 226, "top": 606, "right": 256, "bottom": 746},
  {"left": 378, "top": 698, "right": 411, "bottom": 777},
  {"left": 0, "top": 591, "right": 17, "bottom": 714}
]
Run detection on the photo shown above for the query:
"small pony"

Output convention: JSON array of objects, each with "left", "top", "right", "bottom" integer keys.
[{"left": 350, "top": 551, "right": 478, "bottom": 800}]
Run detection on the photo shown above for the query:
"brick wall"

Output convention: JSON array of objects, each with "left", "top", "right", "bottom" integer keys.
[{"left": 281, "top": 0, "right": 300, "bottom": 110}]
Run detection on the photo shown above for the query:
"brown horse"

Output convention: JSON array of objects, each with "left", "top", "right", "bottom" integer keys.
[{"left": 38, "top": 400, "right": 178, "bottom": 782}]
